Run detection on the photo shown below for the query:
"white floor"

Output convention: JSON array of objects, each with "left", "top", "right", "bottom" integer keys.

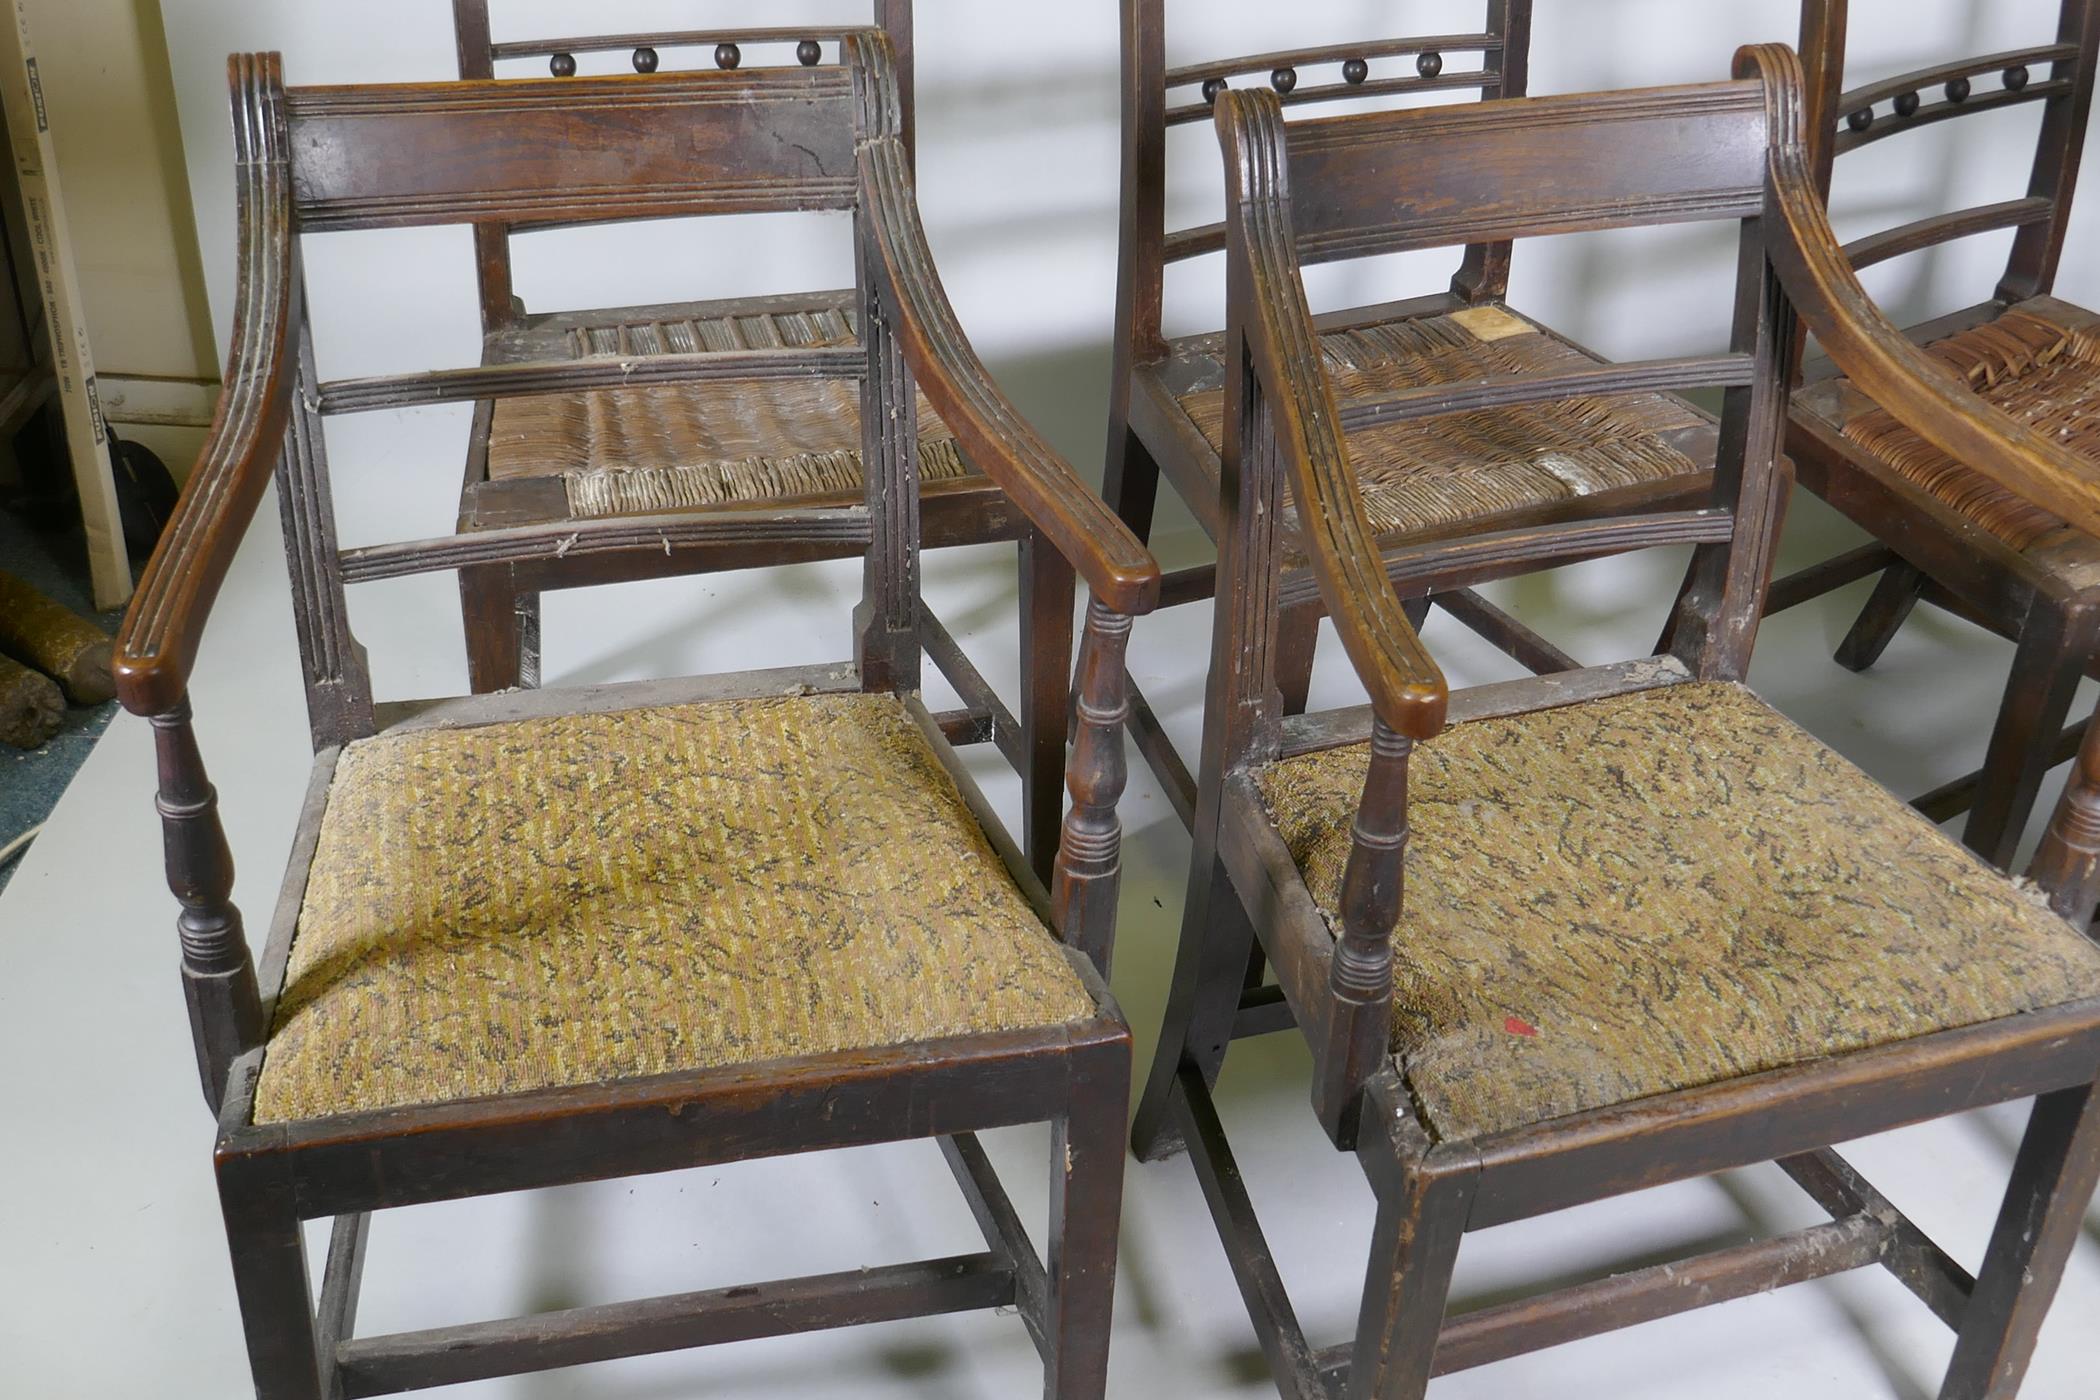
[{"left": 5, "top": 479, "right": 2100, "bottom": 1399}]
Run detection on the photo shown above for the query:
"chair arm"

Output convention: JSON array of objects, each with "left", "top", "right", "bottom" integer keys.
[
  {"left": 854, "top": 134, "right": 1161, "bottom": 616},
  {"left": 1216, "top": 90, "right": 1449, "bottom": 741},
  {"left": 114, "top": 54, "right": 298, "bottom": 717},
  {"left": 1745, "top": 43, "right": 2100, "bottom": 541}
]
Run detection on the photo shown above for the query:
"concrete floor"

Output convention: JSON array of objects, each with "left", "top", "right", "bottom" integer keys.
[{"left": 3, "top": 481, "right": 2098, "bottom": 1399}]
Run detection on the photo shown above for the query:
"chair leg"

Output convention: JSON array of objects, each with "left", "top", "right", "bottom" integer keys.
[
  {"left": 219, "top": 1162, "right": 323, "bottom": 1400},
  {"left": 1833, "top": 561, "right": 1925, "bottom": 672},
  {"left": 1020, "top": 529, "right": 1077, "bottom": 885},
  {"left": 1102, "top": 419, "right": 1163, "bottom": 545},
  {"left": 460, "top": 565, "right": 538, "bottom": 693},
  {"left": 1276, "top": 600, "right": 1321, "bottom": 718},
  {"left": 1348, "top": 1115, "right": 1473, "bottom": 1400},
  {"left": 1964, "top": 601, "right": 2093, "bottom": 869},
  {"left": 1042, "top": 1048, "right": 1129, "bottom": 1399},
  {"left": 1131, "top": 855, "right": 1259, "bottom": 1162},
  {"left": 1938, "top": 1080, "right": 2100, "bottom": 1399}
]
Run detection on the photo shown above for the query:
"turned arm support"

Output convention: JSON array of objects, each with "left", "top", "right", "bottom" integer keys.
[
  {"left": 114, "top": 54, "right": 294, "bottom": 1111},
  {"left": 2030, "top": 724, "right": 2100, "bottom": 928},
  {"left": 1051, "top": 600, "right": 1136, "bottom": 977}
]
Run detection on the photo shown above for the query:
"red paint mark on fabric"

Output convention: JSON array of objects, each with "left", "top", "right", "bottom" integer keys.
[{"left": 1504, "top": 1016, "right": 1539, "bottom": 1038}]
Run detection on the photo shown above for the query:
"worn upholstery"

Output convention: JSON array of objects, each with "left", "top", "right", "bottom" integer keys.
[
  {"left": 1256, "top": 681, "right": 2100, "bottom": 1143},
  {"left": 253, "top": 693, "right": 1093, "bottom": 1124},
  {"left": 1173, "top": 304, "right": 1710, "bottom": 545},
  {"left": 483, "top": 303, "right": 978, "bottom": 520},
  {"left": 1804, "top": 297, "right": 2100, "bottom": 558}
]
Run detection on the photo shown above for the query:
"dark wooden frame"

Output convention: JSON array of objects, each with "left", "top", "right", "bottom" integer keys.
[
  {"left": 440, "top": 2, "right": 1075, "bottom": 884},
  {"left": 1132, "top": 45, "right": 2100, "bottom": 1399},
  {"left": 1769, "top": 0, "right": 2100, "bottom": 867},
  {"left": 1101, "top": 0, "right": 1762, "bottom": 828},
  {"left": 113, "top": 38, "right": 1160, "bottom": 1399}
]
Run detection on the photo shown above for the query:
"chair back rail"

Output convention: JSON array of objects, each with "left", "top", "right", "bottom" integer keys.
[
  {"left": 1800, "top": 0, "right": 2099, "bottom": 302},
  {"left": 1207, "top": 51, "right": 1812, "bottom": 1135},
  {"left": 1115, "top": 1, "right": 1534, "bottom": 365},
  {"left": 1281, "top": 82, "right": 1769, "bottom": 264},
  {"left": 451, "top": 1, "right": 915, "bottom": 331},
  {"left": 287, "top": 69, "right": 861, "bottom": 232}
]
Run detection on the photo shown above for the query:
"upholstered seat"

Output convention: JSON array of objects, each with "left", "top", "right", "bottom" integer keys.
[
  {"left": 1149, "top": 303, "right": 1716, "bottom": 552},
  {"left": 253, "top": 692, "right": 1094, "bottom": 1124},
  {"left": 462, "top": 293, "right": 985, "bottom": 528},
  {"left": 1256, "top": 681, "right": 2100, "bottom": 1143},
  {"left": 1794, "top": 296, "right": 2100, "bottom": 574}
]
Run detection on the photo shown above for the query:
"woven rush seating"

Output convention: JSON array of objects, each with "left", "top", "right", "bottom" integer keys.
[
  {"left": 1256, "top": 681, "right": 2100, "bottom": 1143},
  {"left": 1153, "top": 303, "right": 1715, "bottom": 552},
  {"left": 467, "top": 292, "right": 982, "bottom": 527},
  {"left": 1796, "top": 297, "right": 2100, "bottom": 571},
  {"left": 254, "top": 692, "right": 1094, "bottom": 1124}
]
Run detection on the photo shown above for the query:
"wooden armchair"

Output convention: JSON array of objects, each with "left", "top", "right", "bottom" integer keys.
[
  {"left": 114, "top": 37, "right": 1155, "bottom": 1400},
  {"left": 1103, "top": 0, "right": 1747, "bottom": 824},
  {"left": 1770, "top": 0, "right": 2100, "bottom": 866},
  {"left": 438, "top": 3, "right": 1074, "bottom": 881},
  {"left": 1133, "top": 44, "right": 2100, "bottom": 1399}
]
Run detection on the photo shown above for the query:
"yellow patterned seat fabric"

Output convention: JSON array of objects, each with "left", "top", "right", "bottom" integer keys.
[
  {"left": 253, "top": 693, "right": 1094, "bottom": 1124},
  {"left": 1256, "top": 682, "right": 2100, "bottom": 1144}
]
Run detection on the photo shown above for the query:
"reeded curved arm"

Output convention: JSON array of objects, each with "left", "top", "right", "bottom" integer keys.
[
  {"left": 1214, "top": 89, "right": 1448, "bottom": 741},
  {"left": 114, "top": 54, "right": 299, "bottom": 716},
  {"left": 114, "top": 54, "right": 293, "bottom": 1112},
  {"left": 1741, "top": 42, "right": 2100, "bottom": 541},
  {"left": 854, "top": 132, "right": 1161, "bottom": 617}
]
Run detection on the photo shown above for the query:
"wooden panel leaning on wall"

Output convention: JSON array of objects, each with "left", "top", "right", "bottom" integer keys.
[
  {"left": 1131, "top": 41, "right": 2100, "bottom": 1400},
  {"left": 111, "top": 34, "right": 1155, "bottom": 1400},
  {"left": 1768, "top": 0, "right": 2100, "bottom": 869}
]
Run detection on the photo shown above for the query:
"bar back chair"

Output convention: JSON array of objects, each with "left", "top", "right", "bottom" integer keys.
[
  {"left": 1104, "top": 0, "right": 1746, "bottom": 823},
  {"left": 1132, "top": 44, "right": 2100, "bottom": 1398},
  {"left": 439, "top": 3, "right": 1075, "bottom": 881},
  {"left": 113, "top": 36, "right": 1155, "bottom": 1399},
  {"left": 1771, "top": 0, "right": 2100, "bottom": 866}
]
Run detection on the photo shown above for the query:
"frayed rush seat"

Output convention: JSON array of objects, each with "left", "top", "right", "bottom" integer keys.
[
  {"left": 1795, "top": 297, "right": 2100, "bottom": 573},
  {"left": 254, "top": 692, "right": 1095, "bottom": 1124},
  {"left": 468, "top": 294, "right": 983, "bottom": 525},
  {"left": 1256, "top": 681, "right": 2100, "bottom": 1144},
  {"left": 1160, "top": 303, "right": 1716, "bottom": 554}
]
